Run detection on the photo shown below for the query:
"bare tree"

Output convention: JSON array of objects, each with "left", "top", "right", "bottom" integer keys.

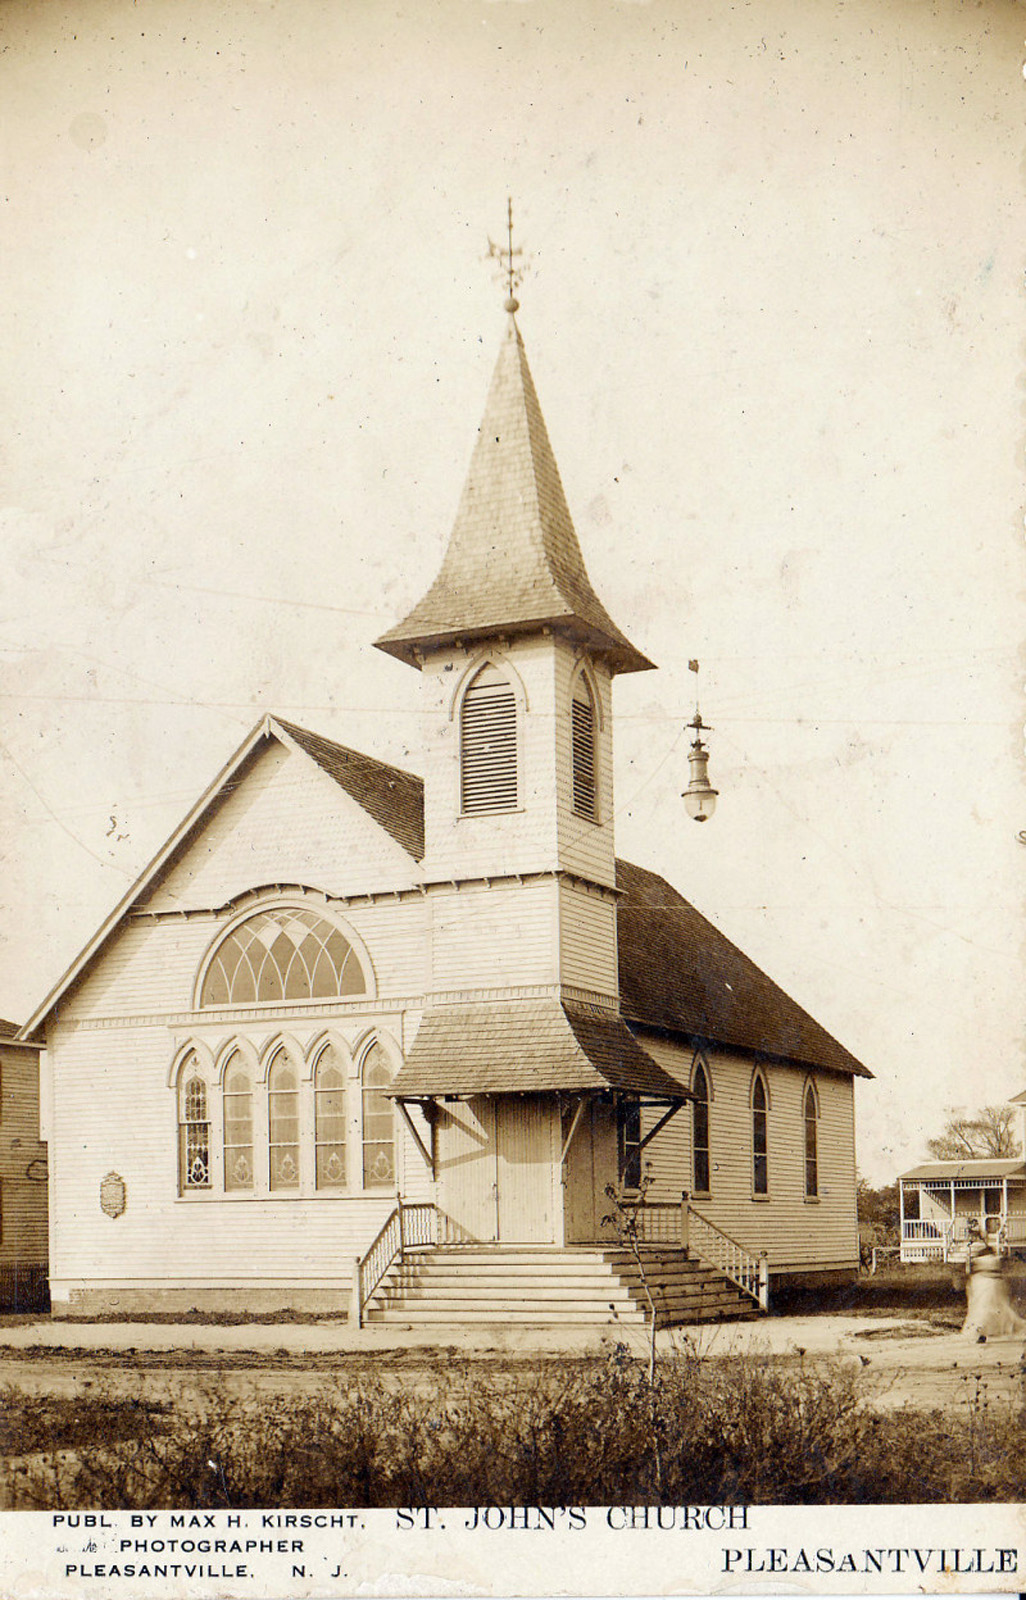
[{"left": 926, "top": 1105, "right": 1020, "bottom": 1161}]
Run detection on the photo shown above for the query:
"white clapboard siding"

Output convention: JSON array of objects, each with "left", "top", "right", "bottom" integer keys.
[
  {"left": 430, "top": 879, "right": 558, "bottom": 991},
  {"left": 46, "top": 1019, "right": 430, "bottom": 1296},
  {"left": 638, "top": 1036, "right": 859, "bottom": 1272},
  {"left": 143, "top": 740, "right": 420, "bottom": 914},
  {"left": 0, "top": 1044, "right": 48, "bottom": 1269},
  {"left": 558, "top": 882, "right": 618, "bottom": 997},
  {"left": 60, "top": 896, "right": 431, "bottom": 1022}
]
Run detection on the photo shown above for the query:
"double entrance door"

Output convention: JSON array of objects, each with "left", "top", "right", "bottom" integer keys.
[{"left": 435, "top": 1094, "right": 557, "bottom": 1243}]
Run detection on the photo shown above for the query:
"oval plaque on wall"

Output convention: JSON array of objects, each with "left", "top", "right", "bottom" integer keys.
[{"left": 100, "top": 1171, "right": 126, "bottom": 1219}]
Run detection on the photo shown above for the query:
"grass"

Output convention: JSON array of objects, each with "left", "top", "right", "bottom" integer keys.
[{"left": 3, "top": 1346, "right": 1024, "bottom": 1510}]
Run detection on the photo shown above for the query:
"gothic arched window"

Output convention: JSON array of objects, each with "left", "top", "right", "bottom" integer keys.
[
  {"left": 804, "top": 1081, "right": 819, "bottom": 1199},
  {"left": 752, "top": 1072, "right": 769, "bottom": 1197},
  {"left": 361, "top": 1042, "right": 395, "bottom": 1188},
  {"left": 315, "top": 1042, "right": 348, "bottom": 1189},
  {"left": 268, "top": 1051, "right": 301, "bottom": 1190},
  {"left": 460, "top": 662, "right": 517, "bottom": 814},
  {"left": 178, "top": 1055, "right": 210, "bottom": 1192},
  {"left": 692, "top": 1061, "right": 711, "bottom": 1196},
  {"left": 571, "top": 672, "right": 597, "bottom": 820},
  {"left": 223, "top": 1051, "right": 254, "bottom": 1192},
  {"left": 200, "top": 908, "right": 367, "bottom": 1007}
]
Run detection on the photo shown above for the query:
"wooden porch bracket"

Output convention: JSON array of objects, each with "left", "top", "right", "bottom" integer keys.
[
  {"left": 559, "top": 1097, "right": 590, "bottom": 1166},
  {"left": 637, "top": 1102, "right": 685, "bottom": 1154},
  {"left": 394, "top": 1098, "right": 435, "bottom": 1177}
]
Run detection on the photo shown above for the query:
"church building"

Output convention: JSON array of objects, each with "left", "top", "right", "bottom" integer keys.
[{"left": 23, "top": 296, "right": 869, "bottom": 1327}]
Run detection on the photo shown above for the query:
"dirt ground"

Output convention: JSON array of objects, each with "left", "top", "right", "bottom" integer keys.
[{"left": 1, "top": 1308, "right": 1024, "bottom": 1415}]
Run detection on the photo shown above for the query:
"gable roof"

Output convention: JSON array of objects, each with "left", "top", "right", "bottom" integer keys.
[
  {"left": 275, "top": 719, "right": 424, "bottom": 860},
  {"left": 20, "top": 714, "right": 425, "bottom": 1039},
  {"left": 375, "top": 317, "right": 653, "bottom": 676},
  {"left": 615, "top": 858, "right": 871, "bottom": 1079},
  {"left": 20, "top": 719, "right": 870, "bottom": 1083}
]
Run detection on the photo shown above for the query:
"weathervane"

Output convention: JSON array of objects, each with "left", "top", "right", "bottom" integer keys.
[{"left": 488, "top": 197, "right": 530, "bottom": 314}]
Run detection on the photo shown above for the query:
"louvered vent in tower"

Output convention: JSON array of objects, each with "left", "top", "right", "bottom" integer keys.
[
  {"left": 571, "top": 674, "right": 597, "bottom": 820},
  {"left": 461, "top": 663, "right": 517, "bottom": 814}
]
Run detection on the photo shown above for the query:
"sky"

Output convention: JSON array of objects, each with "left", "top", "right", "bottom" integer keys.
[{"left": 1, "top": 0, "right": 1023, "bottom": 1184}]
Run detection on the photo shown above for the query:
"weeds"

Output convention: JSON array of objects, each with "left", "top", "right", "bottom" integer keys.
[{"left": 4, "top": 1348, "right": 1026, "bottom": 1509}]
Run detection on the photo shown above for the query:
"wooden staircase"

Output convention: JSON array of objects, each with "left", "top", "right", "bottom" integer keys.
[{"left": 364, "top": 1246, "right": 759, "bottom": 1328}]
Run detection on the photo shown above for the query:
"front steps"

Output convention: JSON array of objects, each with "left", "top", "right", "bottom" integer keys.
[{"left": 365, "top": 1246, "right": 759, "bottom": 1328}]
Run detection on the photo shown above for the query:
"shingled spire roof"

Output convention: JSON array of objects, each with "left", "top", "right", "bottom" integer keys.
[{"left": 375, "top": 316, "right": 654, "bottom": 675}]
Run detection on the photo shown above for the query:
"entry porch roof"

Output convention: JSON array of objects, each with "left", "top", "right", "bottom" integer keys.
[
  {"left": 389, "top": 998, "right": 693, "bottom": 1101},
  {"left": 899, "top": 1159, "right": 1026, "bottom": 1185}
]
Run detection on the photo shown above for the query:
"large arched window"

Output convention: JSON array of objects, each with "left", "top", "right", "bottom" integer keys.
[
  {"left": 222, "top": 1050, "right": 254, "bottom": 1192},
  {"left": 692, "top": 1062, "right": 711, "bottom": 1196},
  {"left": 268, "top": 1052, "right": 301, "bottom": 1190},
  {"left": 571, "top": 671, "right": 597, "bottom": 820},
  {"left": 460, "top": 662, "right": 517, "bottom": 814},
  {"left": 804, "top": 1081, "right": 819, "bottom": 1199},
  {"left": 752, "top": 1072, "right": 769, "bottom": 1196},
  {"left": 314, "top": 1042, "right": 348, "bottom": 1189},
  {"left": 178, "top": 1054, "right": 210, "bottom": 1192},
  {"left": 200, "top": 908, "right": 367, "bottom": 1007},
  {"left": 361, "top": 1042, "right": 395, "bottom": 1188}
]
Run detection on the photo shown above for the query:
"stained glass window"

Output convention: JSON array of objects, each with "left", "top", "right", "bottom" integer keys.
[
  {"left": 315, "top": 1044, "right": 347, "bottom": 1188},
  {"left": 268, "top": 1053, "right": 300, "bottom": 1190},
  {"left": 201, "top": 909, "right": 366, "bottom": 1007},
  {"left": 752, "top": 1073, "right": 769, "bottom": 1196},
  {"left": 804, "top": 1082, "right": 818, "bottom": 1198},
  {"left": 692, "top": 1062, "right": 711, "bottom": 1196},
  {"left": 179, "top": 1057, "right": 209, "bottom": 1191},
  {"left": 223, "top": 1052, "right": 254, "bottom": 1191},
  {"left": 361, "top": 1042, "right": 395, "bottom": 1188}
]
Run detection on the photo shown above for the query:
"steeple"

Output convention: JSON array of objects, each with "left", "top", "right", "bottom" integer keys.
[{"left": 374, "top": 314, "right": 654, "bottom": 676}]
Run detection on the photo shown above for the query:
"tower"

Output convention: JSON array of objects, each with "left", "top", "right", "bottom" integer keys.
[{"left": 375, "top": 301, "right": 654, "bottom": 1005}]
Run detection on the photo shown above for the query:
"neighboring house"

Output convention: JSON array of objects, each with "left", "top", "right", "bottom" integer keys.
[
  {"left": 900, "top": 1092, "right": 1026, "bottom": 1262},
  {"left": 21, "top": 309, "right": 870, "bottom": 1326},
  {"left": 0, "top": 1020, "right": 48, "bottom": 1309}
]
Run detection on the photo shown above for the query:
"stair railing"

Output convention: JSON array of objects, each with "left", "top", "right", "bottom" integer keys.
[
  {"left": 686, "top": 1204, "right": 770, "bottom": 1311},
  {"left": 351, "top": 1198, "right": 438, "bottom": 1327}
]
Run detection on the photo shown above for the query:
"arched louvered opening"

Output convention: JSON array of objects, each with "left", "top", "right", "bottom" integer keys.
[
  {"left": 268, "top": 1052, "right": 300, "bottom": 1190},
  {"left": 314, "top": 1042, "right": 348, "bottom": 1189},
  {"left": 804, "top": 1081, "right": 819, "bottom": 1198},
  {"left": 178, "top": 1055, "right": 210, "bottom": 1193},
  {"left": 571, "top": 672, "right": 597, "bottom": 820},
  {"left": 692, "top": 1062, "right": 711, "bottom": 1196},
  {"left": 200, "top": 908, "right": 367, "bottom": 1008},
  {"left": 460, "top": 662, "right": 517, "bottom": 814},
  {"left": 223, "top": 1050, "right": 254, "bottom": 1191},
  {"left": 752, "top": 1072, "right": 769, "bottom": 1196},
  {"left": 361, "top": 1041, "right": 396, "bottom": 1188}
]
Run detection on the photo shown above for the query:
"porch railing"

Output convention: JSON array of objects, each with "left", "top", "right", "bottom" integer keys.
[
  {"left": 900, "top": 1214, "right": 1026, "bottom": 1263},
  {"left": 351, "top": 1198, "right": 437, "bottom": 1327},
  {"left": 613, "top": 1197, "right": 690, "bottom": 1248},
  {"left": 686, "top": 1205, "right": 770, "bottom": 1311}
]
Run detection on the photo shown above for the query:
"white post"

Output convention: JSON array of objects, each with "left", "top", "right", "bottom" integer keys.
[
  {"left": 758, "top": 1254, "right": 770, "bottom": 1312},
  {"left": 899, "top": 1180, "right": 906, "bottom": 1261},
  {"left": 350, "top": 1255, "right": 363, "bottom": 1329}
]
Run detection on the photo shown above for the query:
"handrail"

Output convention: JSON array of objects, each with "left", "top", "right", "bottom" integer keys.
[
  {"left": 686, "top": 1204, "right": 769, "bottom": 1311},
  {"left": 613, "top": 1196, "right": 689, "bottom": 1248},
  {"left": 351, "top": 1199, "right": 437, "bottom": 1327}
]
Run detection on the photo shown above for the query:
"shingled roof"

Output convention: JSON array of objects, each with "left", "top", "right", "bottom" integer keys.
[
  {"left": 276, "top": 719, "right": 425, "bottom": 860},
  {"left": 274, "top": 721, "right": 869, "bottom": 1079},
  {"left": 390, "top": 998, "right": 691, "bottom": 1099},
  {"left": 616, "top": 859, "right": 871, "bottom": 1078},
  {"left": 375, "top": 317, "right": 653, "bottom": 676}
]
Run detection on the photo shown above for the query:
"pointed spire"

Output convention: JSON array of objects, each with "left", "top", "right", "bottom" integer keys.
[{"left": 375, "top": 317, "right": 654, "bottom": 675}]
